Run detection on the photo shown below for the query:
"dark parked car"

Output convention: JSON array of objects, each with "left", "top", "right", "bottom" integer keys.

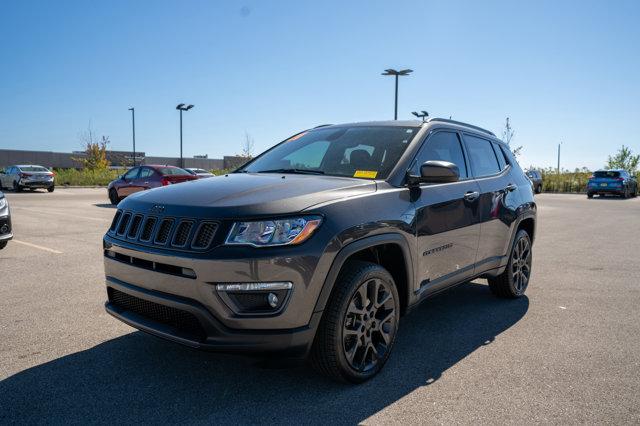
[
  {"left": 0, "top": 165, "right": 55, "bottom": 192},
  {"left": 526, "top": 170, "right": 543, "bottom": 194},
  {"left": 587, "top": 169, "right": 638, "bottom": 198},
  {"left": 0, "top": 191, "right": 12, "bottom": 250},
  {"left": 107, "top": 165, "right": 198, "bottom": 205},
  {"left": 103, "top": 119, "right": 536, "bottom": 383}
]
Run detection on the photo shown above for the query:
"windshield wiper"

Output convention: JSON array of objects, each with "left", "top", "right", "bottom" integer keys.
[{"left": 256, "top": 168, "right": 325, "bottom": 175}]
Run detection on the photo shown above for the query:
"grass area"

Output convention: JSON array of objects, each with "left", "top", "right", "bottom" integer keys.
[{"left": 54, "top": 168, "right": 121, "bottom": 186}]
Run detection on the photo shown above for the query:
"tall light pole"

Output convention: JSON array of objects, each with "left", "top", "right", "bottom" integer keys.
[
  {"left": 176, "top": 103, "right": 194, "bottom": 168},
  {"left": 557, "top": 142, "right": 562, "bottom": 175},
  {"left": 381, "top": 68, "right": 413, "bottom": 120},
  {"left": 128, "top": 107, "right": 136, "bottom": 166}
]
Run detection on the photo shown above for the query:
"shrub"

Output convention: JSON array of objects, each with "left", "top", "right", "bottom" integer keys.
[{"left": 54, "top": 168, "right": 121, "bottom": 186}]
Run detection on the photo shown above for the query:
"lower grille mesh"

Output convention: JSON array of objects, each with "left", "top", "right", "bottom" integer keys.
[{"left": 108, "top": 288, "right": 205, "bottom": 341}]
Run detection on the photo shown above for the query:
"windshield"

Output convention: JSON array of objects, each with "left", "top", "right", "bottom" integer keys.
[
  {"left": 240, "top": 126, "right": 418, "bottom": 179},
  {"left": 158, "top": 167, "right": 191, "bottom": 175},
  {"left": 20, "top": 166, "right": 49, "bottom": 172},
  {"left": 594, "top": 171, "right": 620, "bottom": 178}
]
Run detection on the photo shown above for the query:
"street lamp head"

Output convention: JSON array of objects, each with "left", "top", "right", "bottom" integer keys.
[
  {"left": 186, "top": 104, "right": 194, "bottom": 110},
  {"left": 176, "top": 103, "right": 185, "bottom": 110},
  {"left": 128, "top": 107, "right": 134, "bottom": 111},
  {"left": 176, "top": 103, "right": 194, "bottom": 111},
  {"left": 382, "top": 68, "right": 413, "bottom": 76}
]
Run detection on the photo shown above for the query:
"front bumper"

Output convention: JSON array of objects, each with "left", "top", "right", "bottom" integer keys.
[
  {"left": 102, "top": 230, "right": 338, "bottom": 355},
  {"left": 105, "top": 276, "right": 322, "bottom": 356}
]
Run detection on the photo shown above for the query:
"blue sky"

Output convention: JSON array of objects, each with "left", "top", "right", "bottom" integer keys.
[{"left": 1, "top": 0, "right": 638, "bottom": 170}]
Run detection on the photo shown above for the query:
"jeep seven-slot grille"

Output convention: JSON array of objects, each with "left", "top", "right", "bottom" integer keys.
[
  {"left": 140, "top": 217, "right": 157, "bottom": 241},
  {"left": 107, "top": 288, "right": 206, "bottom": 341},
  {"left": 108, "top": 210, "right": 219, "bottom": 251}
]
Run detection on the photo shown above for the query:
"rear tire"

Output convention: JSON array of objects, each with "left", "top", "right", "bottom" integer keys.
[
  {"left": 587, "top": 192, "right": 593, "bottom": 199},
  {"left": 311, "top": 261, "right": 400, "bottom": 383},
  {"left": 109, "top": 189, "right": 119, "bottom": 205},
  {"left": 0, "top": 241, "right": 7, "bottom": 250},
  {"left": 535, "top": 184, "right": 542, "bottom": 194},
  {"left": 47, "top": 185, "right": 54, "bottom": 193},
  {"left": 488, "top": 229, "right": 532, "bottom": 298}
]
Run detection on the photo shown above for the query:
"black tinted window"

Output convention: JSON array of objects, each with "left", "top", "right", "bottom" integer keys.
[
  {"left": 412, "top": 131, "right": 467, "bottom": 179},
  {"left": 464, "top": 135, "right": 501, "bottom": 177},
  {"left": 594, "top": 171, "right": 620, "bottom": 178}
]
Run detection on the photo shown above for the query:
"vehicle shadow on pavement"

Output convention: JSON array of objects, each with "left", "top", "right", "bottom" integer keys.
[
  {"left": 0, "top": 281, "right": 528, "bottom": 425},
  {"left": 93, "top": 203, "right": 117, "bottom": 209}
]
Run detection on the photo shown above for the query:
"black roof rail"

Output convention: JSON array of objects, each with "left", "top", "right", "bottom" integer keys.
[
  {"left": 313, "top": 124, "right": 333, "bottom": 129},
  {"left": 426, "top": 117, "right": 495, "bottom": 137}
]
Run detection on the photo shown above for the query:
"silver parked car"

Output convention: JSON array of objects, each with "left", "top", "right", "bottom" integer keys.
[
  {"left": 0, "top": 165, "right": 55, "bottom": 192},
  {"left": 185, "top": 168, "right": 216, "bottom": 178},
  {"left": 0, "top": 191, "right": 12, "bottom": 250}
]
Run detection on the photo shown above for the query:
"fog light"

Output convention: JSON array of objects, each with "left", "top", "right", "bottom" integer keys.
[
  {"left": 0, "top": 224, "right": 8, "bottom": 234},
  {"left": 267, "top": 292, "right": 278, "bottom": 308},
  {"left": 105, "top": 249, "right": 116, "bottom": 258},
  {"left": 215, "top": 282, "right": 293, "bottom": 315}
]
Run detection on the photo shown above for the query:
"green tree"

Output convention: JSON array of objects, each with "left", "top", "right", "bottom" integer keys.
[
  {"left": 73, "top": 125, "right": 111, "bottom": 170},
  {"left": 606, "top": 145, "right": 639, "bottom": 173}
]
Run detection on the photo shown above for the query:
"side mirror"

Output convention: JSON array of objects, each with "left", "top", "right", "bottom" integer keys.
[{"left": 408, "top": 160, "right": 460, "bottom": 185}]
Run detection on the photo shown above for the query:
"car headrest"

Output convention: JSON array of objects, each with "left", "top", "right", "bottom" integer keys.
[{"left": 350, "top": 149, "right": 372, "bottom": 169}]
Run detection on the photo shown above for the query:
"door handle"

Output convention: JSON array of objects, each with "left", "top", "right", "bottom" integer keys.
[
  {"left": 464, "top": 191, "right": 480, "bottom": 202},
  {"left": 144, "top": 181, "right": 149, "bottom": 184},
  {"left": 505, "top": 183, "right": 517, "bottom": 192}
]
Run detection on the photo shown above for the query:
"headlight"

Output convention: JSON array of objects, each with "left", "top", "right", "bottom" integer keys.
[
  {"left": 0, "top": 197, "right": 6, "bottom": 210},
  {"left": 225, "top": 216, "right": 322, "bottom": 247}
]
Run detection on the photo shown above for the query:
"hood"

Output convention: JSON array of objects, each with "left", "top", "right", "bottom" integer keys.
[{"left": 119, "top": 173, "right": 377, "bottom": 218}]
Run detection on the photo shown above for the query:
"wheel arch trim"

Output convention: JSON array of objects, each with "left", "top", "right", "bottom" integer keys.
[{"left": 312, "top": 233, "right": 414, "bottom": 314}]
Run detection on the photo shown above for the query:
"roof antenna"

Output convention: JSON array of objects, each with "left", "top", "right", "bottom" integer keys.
[{"left": 412, "top": 110, "right": 429, "bottom": 122}]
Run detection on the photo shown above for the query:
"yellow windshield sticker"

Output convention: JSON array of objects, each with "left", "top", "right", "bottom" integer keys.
[{"left": 354, "top": 170, "right": 378, "bottom": 179}]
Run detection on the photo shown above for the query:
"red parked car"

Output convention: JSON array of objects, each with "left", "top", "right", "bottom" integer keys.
[{"left": 107, "top": 165, "right": 198, "bottom": 205}]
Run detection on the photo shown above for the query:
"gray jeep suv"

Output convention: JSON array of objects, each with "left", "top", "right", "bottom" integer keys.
[{"left": 103, "top": 118, "right": 536, "bottom": 383}]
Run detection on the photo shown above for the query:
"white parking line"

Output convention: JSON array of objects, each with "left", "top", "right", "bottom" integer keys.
[
  {"left": 11, "top": 206, "right": 111, "bottom": 223},
  {"left": 12, "top": 239, "right": 63, "bottom": 254}
]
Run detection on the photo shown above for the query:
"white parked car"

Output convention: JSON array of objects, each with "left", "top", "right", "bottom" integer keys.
[
  {"left": 185, "top": 168, "right": 216, "bottom": 178},
  {"left": 0, "top": 165, "right": 55, "bottom": 192}
]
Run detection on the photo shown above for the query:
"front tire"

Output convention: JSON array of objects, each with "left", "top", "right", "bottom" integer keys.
[
  {"left": 47, "top": 185, "right": 54, "bottom": 193},
  {"left": 535, "top": 184, "right": 542, "bottom": 194},
  {"left": 587, "top": 192, "right": 594, "bottom": 199},
  {"left": 488, "top": 229, "right": 532, "bottom": 298},
  {"left": 311, "top": 261, "right": 400, "bottom": 383},
  {"left": 0, "top": 241, "right": 7, "bottom": 250}
]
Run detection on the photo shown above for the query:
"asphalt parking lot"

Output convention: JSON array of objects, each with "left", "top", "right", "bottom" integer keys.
[{"left": 1, "top": 188, "right": 639, "bottom": 424}]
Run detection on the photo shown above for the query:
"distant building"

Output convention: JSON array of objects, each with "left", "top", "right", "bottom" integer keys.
[{"left": 0, "top": 149, "right": 246, "bottom": 171}]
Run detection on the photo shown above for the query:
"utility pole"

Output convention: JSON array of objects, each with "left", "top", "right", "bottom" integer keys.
[{"left": 128, "top": 107, "right": 136, "bottom": 166}]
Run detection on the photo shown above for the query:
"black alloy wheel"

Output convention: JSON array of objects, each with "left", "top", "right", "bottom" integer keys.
[{"left": 342, "top": 276, "right": 397, "bottom": 374}]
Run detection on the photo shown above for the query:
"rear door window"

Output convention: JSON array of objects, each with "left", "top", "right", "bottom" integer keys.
[{"left": 463, "top": 135, "right": 501, "bottom": 177}]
